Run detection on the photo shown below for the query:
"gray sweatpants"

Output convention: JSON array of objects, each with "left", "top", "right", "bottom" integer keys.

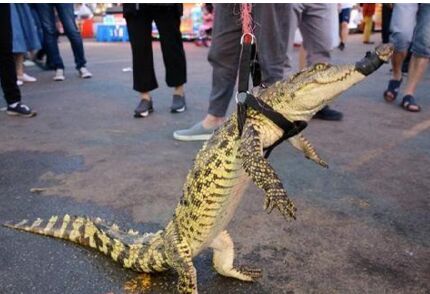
[
  {"left": 207, "top": 4, "right": 287, "bottom": 117},
  {"left": 284, "top": 4, "right": 333, "bottom": 69}
]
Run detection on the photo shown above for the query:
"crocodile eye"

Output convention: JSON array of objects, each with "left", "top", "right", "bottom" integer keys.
[{"left": 314, "top": 63, "right": 327, "bottom": 71}]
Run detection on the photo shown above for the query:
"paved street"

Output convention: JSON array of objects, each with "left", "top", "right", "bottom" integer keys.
[{"left": 0, "top": 34, "right": 429, "bottom": 294}]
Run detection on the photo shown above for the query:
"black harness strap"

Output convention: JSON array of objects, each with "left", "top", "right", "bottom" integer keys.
[
  {"left": 237, "top": 33, "right": 259, "bottom": 136},
  {"left": 244, "top": 94, "right": 307, "bottom": 158},
  {"left": 236, "top": 34, "right": 306, "bottom": 158}
]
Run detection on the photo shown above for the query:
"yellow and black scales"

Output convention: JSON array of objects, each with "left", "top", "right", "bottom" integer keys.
[{"left": 4, "top": 45, "right": 393, "bottom": 294}]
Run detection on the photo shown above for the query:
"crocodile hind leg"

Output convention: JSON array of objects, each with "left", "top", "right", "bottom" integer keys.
[
  {"left": 288, "top": 134, "right": 328, "bottom": 168},
  {"left": 240, "top": 124, "right": 296, "bottom": 220},
  {"left": 163, "top": 224, "right": 198, "bottom": 294},
  {"left": 210, "top": 230, "right": 262, "bottom": 281}
]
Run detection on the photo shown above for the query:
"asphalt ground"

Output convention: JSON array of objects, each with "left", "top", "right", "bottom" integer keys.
[{"left": 0, "top": 34, "right": 429, "bottom": 294}]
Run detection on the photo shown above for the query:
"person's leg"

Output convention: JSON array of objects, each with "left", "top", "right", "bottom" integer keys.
[
  {"left": 381, "top": 4, "right": 393, "bottom": 44},
  {"left": 339, "top": 8, "right": 351, "bottom": 49},
  {"left": 362, "top": 16, "right": 373, "bottom": 43},
  {"left": 34, "top": 4, "right": 64, "bottom": 70},
  {"left": 253, "top": 4, "right": 286, "bottom": 85},
  {"left": 401, "top": 4, "right": 430, "bottom": 112},
  {"left": 283, "top": 4, "right": 301, "bottom": 71},
  {"left": 173, "top": 4, "right": 242, "bottom": 141},
  {"left": 14, "top": 54, "right": 24, "bottom": 78},
  {"left": 126, "top": 11, "right": 156, "bottom": 97},
  {"left": 206, "top": 4, "right": 242, "bottom": 123},
  {"left": 384, "top": 4, "right": 418, "bottom": 101},
  {"left": 0, "top": 4, "right": 35, "bottom": 117},
  {"left": 154, "top": 5, "right": 187, "bottom": 113},
  {"left": 0, "top": 4, "right": 21, "bottom": 105},
  {"left": 299, "top": 4, "right": 332, "bottom": 66},
  {"left": 154, "top": 6, "right": 186, "bottom": 89},
  {"left": 153, "top": 5, "right": 186, "bottom": 105},
  {"left": 55, "top": 4, "right": 87, "bottom": 70},
  {"left": 299, "top": 4, "right": 342, "bottom": 121},
  {"left": 125, "top": 9, "right": 157, "bottom": 118}
]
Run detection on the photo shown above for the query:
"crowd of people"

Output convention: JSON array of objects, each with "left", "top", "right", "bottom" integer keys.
[{"left": 1, "top": 4, "right": 428, "bottom": 134}]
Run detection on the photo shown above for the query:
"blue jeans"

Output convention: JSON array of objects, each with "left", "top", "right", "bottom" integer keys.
[
  {"left": 390, "top": 4, "right": 430, "bottom": 58},
  {"left": 35, "top": 4, "right": 86, "bottom": 70}
]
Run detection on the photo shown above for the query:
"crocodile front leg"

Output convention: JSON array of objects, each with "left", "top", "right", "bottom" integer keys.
[
  {"left": 239, "top": 124, "right": 296, "bottom": 220},
  {"left": 288, "top": 134, "right": 328, "bottom": 168}
]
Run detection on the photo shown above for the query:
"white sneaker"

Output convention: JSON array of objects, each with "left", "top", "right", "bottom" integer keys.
[
  {"left": 16, "top": 80, "right": 23, "bottom": 86},
  {"left": 23, "top": 60, "right": 36, "bottom": 67},
  {"left": 53, "top": 69, "right": 65, "bottom": 81},
  {"left": 78, "top": 67, "right": 92, "bottom": 79},
  {"left": 18, "top": 73, "right": 37, "bottom": 83}
]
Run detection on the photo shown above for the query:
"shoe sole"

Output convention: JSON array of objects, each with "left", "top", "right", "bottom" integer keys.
[
  {"left": 53, "top": 78, "right": 65, "bottom": 81},
  {"left": 134, "top": 108, "right": 154, "bottom": 118},
  {"left": 80, "top": 75, "right": 92, "bottom": 79},
  {"left": 173, "top": 132, "right": 212, "bottom": 141},
  {"left": 171, "top": 106, "right": 186, "bottom": 113},
  {"left": 6, "top": 111, "right": 37, "bottom": 118}
]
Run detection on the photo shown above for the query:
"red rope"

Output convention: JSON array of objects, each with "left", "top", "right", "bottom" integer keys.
[{"left": 240, "top": 4, "right": 253, "bottom": 43}]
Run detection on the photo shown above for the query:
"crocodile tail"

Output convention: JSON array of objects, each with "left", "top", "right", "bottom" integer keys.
[{"left": 3, "top": 214, "right": 166, "bottom": 272}]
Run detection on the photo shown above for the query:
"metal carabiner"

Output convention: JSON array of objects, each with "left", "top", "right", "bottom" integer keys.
[
  {"left": 235, "top": 91, "right": 249, "bottom": 104},
  {"left": 240, "top": 33, "right": 255, "bottom": 45}
]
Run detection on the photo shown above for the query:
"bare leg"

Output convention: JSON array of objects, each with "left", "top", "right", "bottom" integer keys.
[
  {"left": 340, "top": 22, "right": 349, "bottom": 44},
  {"left": 210, "top": 230, "right": 262, "bottom": 281},
  {"left": 202, "top": 114, "right": 225, "bottom": 129},
  {"left": 140, "top": 92, "right": 151, "bottom": 101},
  {"left": 400, "top": 55, "right": 429, "bottom": 111},
  {"left": 298, "top": 46, "right": 307, "bottom": 71},
  {"left": 174, "top": 84, "right": 185, "bottom": 96},
  {"left": 404, "top": 55, "right": 429, "bottom": 96},
  {"left": 14, "top": 54, "right": 24, "bottom": 77},
  {"left": 391, "top": 51, "right": 408, "bottom": 81}
]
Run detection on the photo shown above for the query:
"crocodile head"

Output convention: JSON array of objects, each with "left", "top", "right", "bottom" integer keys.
[{"left": 272, "top": 44, "right": 394, "bottom": 122}]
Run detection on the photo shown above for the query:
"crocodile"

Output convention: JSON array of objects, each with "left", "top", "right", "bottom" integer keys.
[{"left": 4, "top": 44, "right": 393, "bottom": 294}]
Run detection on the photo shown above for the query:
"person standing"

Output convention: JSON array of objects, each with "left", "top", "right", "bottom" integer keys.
[
  {"left": 10, "top": 4, "right": 41, "bottom": 85},
  {"left": 383, "top": 4, "right": 429, "bottom": 112},
  {"left": 284, "top": 3, "right": 344, "bottom": 121},
  {"left": 338, "top": 3, "right": 353, "bottom": 51},
  {"left": 124, "top": 4, "right": 187, "bottom": 118},
  {"left": 34, "top": 4, "right": 92, "bottom": 81},
  {"left": 0, "top": 4, "right": 36, "bottom": 117},
  {"left": 173, "top": 4, "right": 287, "bottom": 141},
  {"left": 362, "top": 3, "right": 375, "bottom": 44}
]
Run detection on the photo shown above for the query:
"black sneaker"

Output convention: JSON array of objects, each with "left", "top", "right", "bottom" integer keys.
[
  {"left": 6, "top": 102, "right": 37, "bottom": 117},
  {"left": 170, "top": 95, "right": 186, "bottom": 113},
  {"left": 134, "top": 99, "right": 153, "bottom": 118},
  {"left": 338, "top": 42, "right": 345, "bottom": 51},
  {"left": 313, "top": 106, "right": 343, "bottom": 121}
]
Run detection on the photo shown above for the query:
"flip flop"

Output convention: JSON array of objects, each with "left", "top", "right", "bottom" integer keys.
[
  {"left": 383, "top": 79, "right": 402, "bottom": 102},
  {"left": 400, "top": 95, "right": 421, "bottom": 112}
]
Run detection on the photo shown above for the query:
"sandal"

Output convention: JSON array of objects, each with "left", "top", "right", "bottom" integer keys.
[
  {"left": 383, "top": 79, "right": 402, "bottom": 102},
  {"left": 400, "top": 95, "right": 421, "bottom": 112}
]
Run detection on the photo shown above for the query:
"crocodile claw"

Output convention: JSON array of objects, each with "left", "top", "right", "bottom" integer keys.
[
  {"left": 237, "top": 266, "right": 263, "bottom": 280},
  {"left": 264, "top": 193, "right": 296, "bottom": 220}
]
